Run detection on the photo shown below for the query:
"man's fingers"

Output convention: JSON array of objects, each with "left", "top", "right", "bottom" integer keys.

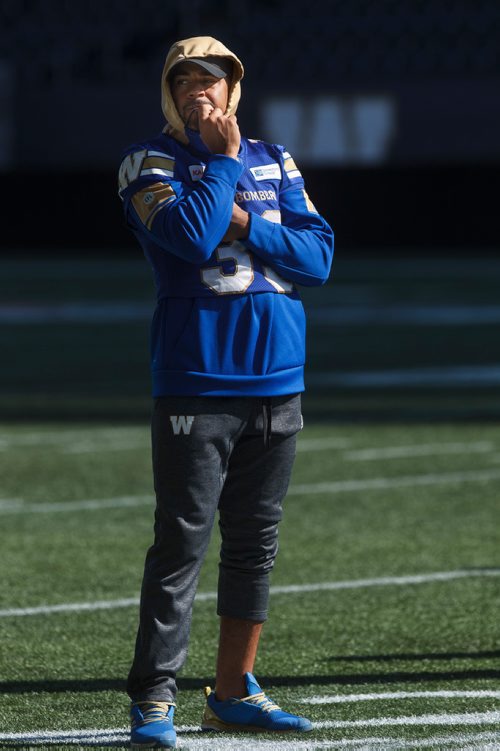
[
  {"left": 198, "top": 103, "right": 214, "bottom": 121},
  {"left": 208, "top": 106, "right": 224, "bottom": 124},
  {"left": 198, "top": 105, "right": 241, "bottom": 157}
]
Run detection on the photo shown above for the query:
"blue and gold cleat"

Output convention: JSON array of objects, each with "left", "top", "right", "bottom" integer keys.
[
  {"left": 130, "top": 701, "right": 176, "bottom": 748},
  {"left": 201, "top": 672, "right": 313, "bottom": 733}
]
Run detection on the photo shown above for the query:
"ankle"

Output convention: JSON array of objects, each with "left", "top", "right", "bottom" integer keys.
[{"left": 214, "top": 677, "right": 246, "bottom": 702}]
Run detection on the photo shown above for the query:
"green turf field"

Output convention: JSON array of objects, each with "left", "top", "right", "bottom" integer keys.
[
  {"left": 0, "top": 421, "right": 499, "bottom": 749},
  {"left": 0, "top": 255, "right": 499, "bottom": 748}
]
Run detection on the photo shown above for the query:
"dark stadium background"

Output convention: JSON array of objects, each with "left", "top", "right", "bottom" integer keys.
[{"left": 1, "top": 0, "right": 499, "bottom": 420}]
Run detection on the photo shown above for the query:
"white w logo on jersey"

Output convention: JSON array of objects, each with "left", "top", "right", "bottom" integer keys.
[
  {"left": 118, "top": 148, "right": 147, "bottom": 192},
  {"left": 169, "top": 415, "right": 195, "bottom": 435}
]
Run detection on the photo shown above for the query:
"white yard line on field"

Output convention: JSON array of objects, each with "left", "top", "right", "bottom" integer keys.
[
  {"left": 266, "top": 569, "right": 500, "bottom": 594},
  {"left": 0, "top": 431, "right": 495, "bottom": 460},
  {"left": 301, "top": 690, "right": 500, "bottom": 704},
  {"left": 62, "top": 439, "right": 149, "bottom": 454},
  {"left": 0, "top": 434, "right": 149, "bottom": 455},
  {"left": 0, "top": 727, "right": 130, "bottom": 744},
  {"left": 0, "top": 426, "right": 148, "bottom": 447},
  {"left": 0, "top": 727, "right": 499, "bottom": 750},
  {"left": 61, "top": 435, "right": 354, "bottom": 455},
  {"left": 0, "top": 433, "right": 349, "bottom": 454},
  {"left": 0, "top": 494, "right": 153, "bottom": 513},
  {"left": 2, "top": 467, "right": 500, "bottom": 516},
  {"left": 315, "top": 710, "right": 500, "bottom": 729},
  {"left": 0, "top": 433, "right": 350, "bottom": 454},
  {"left": 342, "top": 441, "right": 495, "bottom": 461},
  {"left": 288, "top": 468, "right": 500, "bottom": 495},
  {"left": 296, "top": 437, "right": 352, "bottom": 451},
  {"left": 1, "top": 568, "right": 498, "bottom": 618},
  {"left": 0, "top": 437, "right": 496, "bottom": 460}
]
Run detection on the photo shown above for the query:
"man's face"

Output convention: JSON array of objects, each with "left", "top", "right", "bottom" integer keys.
[{"left": 171, "top": 62, "right": 229, "bottom": 130}]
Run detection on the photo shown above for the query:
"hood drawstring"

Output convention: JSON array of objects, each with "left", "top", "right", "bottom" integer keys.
[{"left": 262, "top": 398, "right": 272, "bottom": 449}]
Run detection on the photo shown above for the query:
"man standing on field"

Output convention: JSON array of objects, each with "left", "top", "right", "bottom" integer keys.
[{"left": 118, "top": 35, "right": 334, "bottom": 748}]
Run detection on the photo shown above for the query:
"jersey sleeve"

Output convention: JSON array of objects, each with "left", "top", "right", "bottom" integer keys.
[
  {"left": 244, "top": 146, "right": 334, "bottom": 286},
  {"left": 118, "top": 144, "right": 244, "bottom": 264}
]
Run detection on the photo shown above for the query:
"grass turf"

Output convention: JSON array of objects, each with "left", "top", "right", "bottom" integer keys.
[{"left": 0, "top": 421, "right": 499, "bottom": 749}]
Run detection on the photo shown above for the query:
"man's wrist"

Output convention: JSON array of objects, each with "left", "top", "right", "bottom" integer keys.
[{"left": 240, "top": 211, "right": 250, "bottom": 238}]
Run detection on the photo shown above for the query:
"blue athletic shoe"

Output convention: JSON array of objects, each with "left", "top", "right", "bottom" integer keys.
[
  {"left": 201, "top": 672, "right": 313, "bottom": 733},
  {"left": 130, "top": 701, "right": 176, "bottom": 748}
]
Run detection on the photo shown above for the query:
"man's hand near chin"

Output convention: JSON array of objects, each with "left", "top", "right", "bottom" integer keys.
[
  {"left": 198, "top": 105, "right": 241, "bottom": 160},
  {"left": 221, "top": 203, "right": 250, "bottom": 242}
]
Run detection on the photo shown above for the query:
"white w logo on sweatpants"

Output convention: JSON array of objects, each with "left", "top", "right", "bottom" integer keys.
[{"left": 169, "top": 415, "right": 195, "bottom": 435}]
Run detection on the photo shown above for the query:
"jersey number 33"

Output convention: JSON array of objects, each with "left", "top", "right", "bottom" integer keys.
[{"left": 201, "top": 242, "right": 293, "bottom": 295}]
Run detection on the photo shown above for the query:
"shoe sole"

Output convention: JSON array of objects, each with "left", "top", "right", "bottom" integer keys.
[
  {"left": 131, "top": 742, "right": 176, "bottom": 749},
  {"left": 201, "top": 718, "right": 312, "bottom": 734}
]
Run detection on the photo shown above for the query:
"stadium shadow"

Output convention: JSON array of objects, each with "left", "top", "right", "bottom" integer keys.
[
  {"left": 0, "top": 677, "right": 216, "bottom": 695},
  {"left": 2, "top": 659, "right": 500, "bottom": 696}
]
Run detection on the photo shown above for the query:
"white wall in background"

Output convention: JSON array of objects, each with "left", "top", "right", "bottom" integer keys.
[{"left": 262, "top": 95, "right": 397, "bottom": 166}]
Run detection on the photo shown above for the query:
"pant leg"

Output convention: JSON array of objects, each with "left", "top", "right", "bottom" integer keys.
[
  {"left": 127, "top": 396, "right": 245, "bottom": 703},
  {"left": 216, "top": 395, "right": 302, "bottom": 621}
]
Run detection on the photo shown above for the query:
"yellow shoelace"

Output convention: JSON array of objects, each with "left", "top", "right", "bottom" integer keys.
[
  {"left": 132, "top": 701, "right": 174, "bottom": 726},
  {"left": 236, "top": 691, "right": 281, "bottom": 713}
]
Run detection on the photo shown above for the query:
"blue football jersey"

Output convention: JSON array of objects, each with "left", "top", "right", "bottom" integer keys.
[{"left": 118, "top": 128, "right": 334, "bottom": 397}]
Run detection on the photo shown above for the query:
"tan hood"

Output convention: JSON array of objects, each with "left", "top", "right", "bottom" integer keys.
[{"left": 161, "top": 36, "right": 244, "bottom": 142}]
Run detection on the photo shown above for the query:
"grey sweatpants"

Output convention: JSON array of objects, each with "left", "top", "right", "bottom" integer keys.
[{"left": 127, "top": 394, "right": 302, "bottom": 703}]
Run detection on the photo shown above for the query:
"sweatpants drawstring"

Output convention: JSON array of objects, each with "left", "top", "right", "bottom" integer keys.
[{"left": 262, "top": 398, "right": 272, "bottom": 448}]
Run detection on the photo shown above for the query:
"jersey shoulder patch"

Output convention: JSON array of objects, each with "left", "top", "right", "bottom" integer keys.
[
  {"left": 118, "top": 147, "right": 176, "bottom": 193},
  {"left": 282, "top": 151, "right": 302, "bottom": 181},
  {"left": 131, "top": 182, "right": 176, "bottom": 230}
]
